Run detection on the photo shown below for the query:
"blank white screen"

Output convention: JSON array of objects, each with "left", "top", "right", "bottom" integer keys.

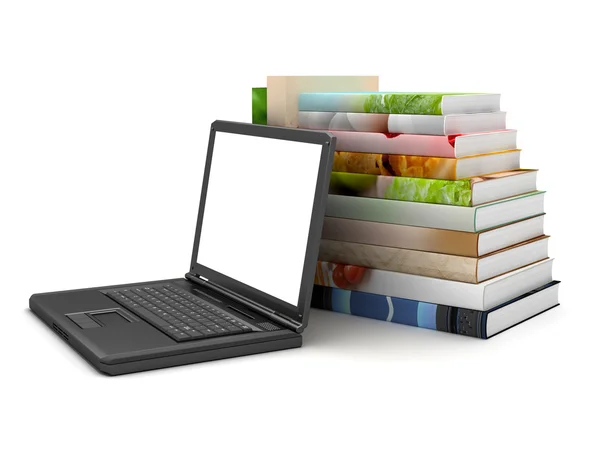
[{"left": 196, "top": 131, "right": 322, "bottom": 306}]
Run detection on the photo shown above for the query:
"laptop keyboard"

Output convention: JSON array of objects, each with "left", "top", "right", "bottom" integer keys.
[{"left": 105, "top": 284, "right": 253, "bottom": 342}]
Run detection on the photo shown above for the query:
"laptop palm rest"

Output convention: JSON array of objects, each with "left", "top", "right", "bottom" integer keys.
[{"left": 67, "top": 308, "right": 136, "bottom": 329}]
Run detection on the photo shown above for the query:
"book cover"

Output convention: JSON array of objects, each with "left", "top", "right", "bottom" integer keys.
[
  {"left": 387, "top": 112, "right": 507, "bottom": 135},
  {"left": 329, "top": 170, "right": 533, "bottom": 207},
  {"left": 252, "top": 87, "right": 267, "bottom": 125},
  {"left": 333, "top": 149, "right": 520, "bottom": 179},
  {"left": 298, "top": 92, "right": 500, "bottom": 115},
  {"left": 313, "top": 259, "right": 554, "bottom": 310},
  {"left": 297, "top": 111, "right": 389, "bottom": 132},
  {"left": 266, "top": 76, "right": 379, "bottom": 128},
  {"left": 311, "top": 281, "right": 560, "bottom": 339},
  {"left": 321, "top": 216, "right": 546, "bottom": 257},
  {"left": 326, "top": 192, "right": 545, "bottom": 232},
  {"left": 331, "top": 130, "right": 518, "bottom": 158},
  {"left": 318, "top": 236, "right": 549, "bottom": 283}
]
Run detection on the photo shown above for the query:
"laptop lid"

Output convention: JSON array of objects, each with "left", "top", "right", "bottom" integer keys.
[{"left": 188, "top": 120, "right": 335, "bottom": 332}]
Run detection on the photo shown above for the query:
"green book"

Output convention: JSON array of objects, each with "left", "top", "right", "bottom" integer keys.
[
  {"left": 329, "top": 170, "right": 537, "bottom": 207},
  {"left": 252, "top": 87, "right": 267, "bottom": 125}
]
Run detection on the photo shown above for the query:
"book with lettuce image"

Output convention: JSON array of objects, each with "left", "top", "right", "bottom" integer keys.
[
  {"left": 298, "top": 92, "right": 500, "bottom": 115},
  {"left": 311, "top": 281, "right": 560, "bottom": 339},
  {"left": 333, "top": 149, "right": 520, "bottom": 180},
  {"left": 252, "top": 88, "right": 267, "bottom": 125},
  {"left": 329, "top": 170, "right": 537, "bottom": 207}
]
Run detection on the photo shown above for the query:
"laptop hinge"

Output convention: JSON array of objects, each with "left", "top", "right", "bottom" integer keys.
[{"left": 185, "top": 273, "right": 302, "bottom": 332}]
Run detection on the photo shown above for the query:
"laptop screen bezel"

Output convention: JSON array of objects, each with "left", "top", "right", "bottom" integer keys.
[{"left": 188, "top": 120, "right": 335, "bottom": 331}]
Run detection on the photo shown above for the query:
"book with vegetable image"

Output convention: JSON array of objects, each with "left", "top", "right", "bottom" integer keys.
[
  {"left": 331, "top": 130, "right": 518, "bottom": 158},
  {"left": 333, "top": 149, "right": 521, "bottom": 180},
  {"left": 313, "top": 259, "right": 554, "bottom": 310},
  {"left": 329, "top": 170, "right": 537, "bottom": 207},
  {"left": 298, "top": 92, "right": 501, "bottom": 115},
  {"left": 318, "top": 236, "right": 549, "bottom": 283},
  {"left": 326, "top": 192, "right": 545, "bottom": 232},
  {"left": 297, "top": 111, "right": 389, "bottom": 133},
  {"left": 322, "top": 216, "right": 546, "bottom": 257},
  {"left": 311, "top": 281, "right": 560, "bottom": 339},
  {"left": 298, "top": 111, "right": 506, "bottom": 135}
]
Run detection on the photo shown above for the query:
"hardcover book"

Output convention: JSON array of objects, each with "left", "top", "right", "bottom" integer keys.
[
  {"left": 329, "top": 169, "right": 536, "bottom": 206},
  {"left": 266, "top": 76, "right": 379, "bottom": 128},
  {"left": 298, "top": 92, "right": 501, "bottom": 115},
  {"left": 332, "top": 129, "right": 518, "bottom": 161},
  {"left": 297, "top": 111, "right": 389, "bottom": 133},
  {"left": 318, "top": 236, "right": 549, "bottom": 283},
  {"left": 311, "top": 281, "right": 560, "bottom": 339},
  {"left": 387, "top": 112, "right": 507, "bottom": 135},
  {"left": 252, "top": 87, "right": 267, "bottom": 125},
  {"left": 322, "top": 215, "right": 545, "bottom": 257},
  {"left": 313, "top": 259, "right": 554, "bottom": 310},
  {"left": 333, "top": 150, "right": 521, "bottom": 180},
  {"left": 326, "top": 191, "right": 545, "bottom": 232}
]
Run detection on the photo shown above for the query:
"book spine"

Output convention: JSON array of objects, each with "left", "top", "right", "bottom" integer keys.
[
  {"left": 326, "top": 194, "right": 477, "bottom": 232},
  {"left": 297, "top": 111, "right": 389, "bottom": 133},
  {"left": 299, "top": 93, "right": 449, "bottom": 115},
  {"left": 311, "top": 285, "right": 486, "bottom": 338},
  {"left": 318, "top": 239, "right": 478, "bottom": 282},
  {"left": 332, "top": 130, "right": 458, "bottom": 157},
  {"left": 329, "top": 172, "right": 473, "bottom": 206},
  {"left": 252, "top": 88, "right": 267, "bottom": 125},
  {"left": 321, "top": 217, "right": 480, "bottom": 257}
]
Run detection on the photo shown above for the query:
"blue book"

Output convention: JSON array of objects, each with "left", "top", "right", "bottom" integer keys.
[{"left": 311, "top": 281, "right": 560, "bottom": 339}]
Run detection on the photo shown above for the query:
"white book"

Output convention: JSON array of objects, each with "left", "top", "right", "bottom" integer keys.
[
  {"left": 326, "top": 191, "right": 545, "bottom": 232},
  {"left": 387, "top": 111, "right": 507, "bottom": 135},
  {"left": 318, "top": 236, "right": 549, "bottom": 283},
  {"left": 298, "top": 111, "right": 389, "bottom": 133},
  {"left": 314, "top": 259, "right": 554, "bottom": 310},
  {"left": 321, "top": 215, "right": 545, "bottom": 257},
  {"left": 329, "top": 129, "right": 518, "bottom": 158}
]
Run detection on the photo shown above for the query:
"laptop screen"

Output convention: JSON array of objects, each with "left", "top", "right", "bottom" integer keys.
[{"left": 195, "top": 130, "right": 323, "bottom": 307}]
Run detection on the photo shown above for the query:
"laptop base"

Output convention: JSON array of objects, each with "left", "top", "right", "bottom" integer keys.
[{"left": 30, "top": 278, "right": 302, "bottom": 376}]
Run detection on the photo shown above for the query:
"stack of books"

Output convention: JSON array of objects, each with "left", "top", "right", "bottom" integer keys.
[{"left": 252, "top": 79, "right": 559, "bottom": 339}]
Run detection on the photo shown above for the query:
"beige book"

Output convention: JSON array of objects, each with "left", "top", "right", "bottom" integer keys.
[
  {"left": 318, "top": 236, "right": 549, "bottom": 283},
  {"left": 321, "top": 215, "right": 545, "bottom": 257},
  {"left": 267, "top": 76, "right": 378, "bottom": 128}
]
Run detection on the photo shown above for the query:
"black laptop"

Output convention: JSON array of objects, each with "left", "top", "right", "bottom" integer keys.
[{"left": 29, "top": 120, "right": 336, "bottom": 375}]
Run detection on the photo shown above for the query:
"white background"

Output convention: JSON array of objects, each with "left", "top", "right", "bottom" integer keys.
[{"left": 1, "top": 1, "right": 598, "bottom": 449}]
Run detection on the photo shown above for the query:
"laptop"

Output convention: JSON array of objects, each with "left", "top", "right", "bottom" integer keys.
[{"left": 29, "top": 120, "right": 336, "bottom": 375}]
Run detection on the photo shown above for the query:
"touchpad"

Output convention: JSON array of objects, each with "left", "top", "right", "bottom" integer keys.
[{"left": 94, "top": 312, "right": 129, "bottom": 326}]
